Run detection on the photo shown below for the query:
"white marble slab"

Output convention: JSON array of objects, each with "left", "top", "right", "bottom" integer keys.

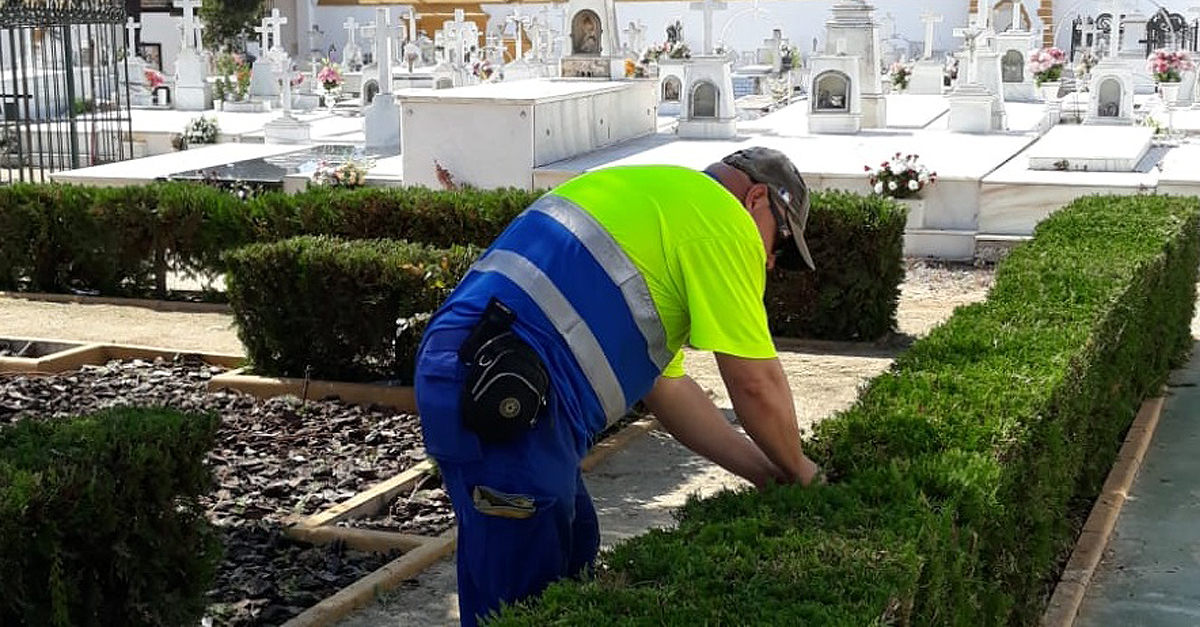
[
  {"left": 1026, "top": 125, "right": 1153, "bottom": 172},
  {"left": 883, "top": 94, "right": 949, "bottom": 128},
  {"left": 397, "top": 78, "right": 640, "bottom": 105},
  {"left": 49, "top": 143, "right": 310, "bottom": 187},
  {"left": 1154, "top": 144, "right": 1200, "bottom": 197}
]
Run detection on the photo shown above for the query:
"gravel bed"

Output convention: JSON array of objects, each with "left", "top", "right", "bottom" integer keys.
[{"left": 0, "top": 357, "right": 448, "bottom": 626}]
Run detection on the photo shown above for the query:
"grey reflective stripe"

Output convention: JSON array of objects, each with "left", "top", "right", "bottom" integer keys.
[
  {"left": 471, "top": 249, "right": 628, "bottom": 422},
  {"left": 529, "top": 195, "right": 673, "bottom": 371}
]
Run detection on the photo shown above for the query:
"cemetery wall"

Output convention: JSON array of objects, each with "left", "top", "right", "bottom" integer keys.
[{"left": 488, "top": 194, "right": 1200, "bottom": 625}]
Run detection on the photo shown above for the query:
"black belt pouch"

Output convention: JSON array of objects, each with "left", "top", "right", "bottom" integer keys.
[{"left": 458, "top": 298, "right": 550, "bottom": 442}]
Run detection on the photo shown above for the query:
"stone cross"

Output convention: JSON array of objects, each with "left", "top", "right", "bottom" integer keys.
[
  {"left": 1010, "top": 0, "right": 1023, "bottom": 31},
  {"left": 623, "top": 20, "right": 646, "bottom": 54},
  {"left": 266, "top": 8, "right": 288, "bottom": 51},
  {"left": 173, "top": 0, "right": 202, "bottom": 50},
  {"left": 343, "top": 17, "right": 359, "bottom": 48},
  {"left": 689, "top": 0, "right": 728, "bottom": 55},
  {"left": 506, "top": 8, "right": 527, "bottom": 60},
  {"left": 952, "top": 13, "right": 992, "bottom": 83},
  {"left": 254, "top": 22, "right": 270, "bottom": 51},
  {"left": 266, "top": 46, "right": 293, "bottom": 118},
  {"left": 374, "top": 8, "right": 392, "bottom": 93},
  {"left": 452, "top": 8, "right": 468, "bottom": 64},
  {"left": 920, "top": 11, "right": 943, "bottom": 59},
  {"left": 125, "top": 17, "right": 140, "bottom": 56}
]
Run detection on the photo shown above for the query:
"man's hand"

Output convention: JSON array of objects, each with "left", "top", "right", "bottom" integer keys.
[{"left": 715, "top": 353, "right": 812, "bottom": 486}]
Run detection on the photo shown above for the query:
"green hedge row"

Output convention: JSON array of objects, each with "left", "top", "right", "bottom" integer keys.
[
  {"left": 767, "top": 190, "right": 906, "bottom": 340},
  {"left": 0, "top": 407, "right": 221, "bottom": 627},
  {"left": 224, "top": 236, "right": 480, "bottom": 382},
  {"left": 0, "top": 183, "right": 536, "bottom": 296},
  {"left": 489, "top": 194, "right": 1200, "bottom": 626}
]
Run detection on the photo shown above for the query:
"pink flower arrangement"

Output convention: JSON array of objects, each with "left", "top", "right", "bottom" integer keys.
[
  {"left": 889, "top": 61, "right": 912, "bottom": 91},
  {"left": 1146, "top": 49, "right": 1193, "bottom": 83},
  {"left": 290, "top": 72, "right": 305, "bottom": 88},
  {"left": 865, "top": 153, "right": 936, "bottom": 200},
  {"left": 1026, "top": 47, "right": 1066, "bottom": 86},
  {"left": 317, "top": 61, "right": 343, "bottom": 91},
  {"left": 144, "top": 68, "right": 165, "bottom": 89}
]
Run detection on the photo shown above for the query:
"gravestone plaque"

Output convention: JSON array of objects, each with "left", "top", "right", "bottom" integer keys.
[
  {"left": 691, "top": 81, "right": 717, "bottom": 117},
  {"left": 815, "top": 71, "right": 849, "bottom": 111},
  {"left": 1002, "top": 50, "right": 1024, "bottom": 82},
  {"left": 571, "top": 10, "right": 601, "bottom": 55},
  {"left": 1098, "top": 78, "right": 1121, "bottom": 116},
  {"left": 663, "top": 76, "right": 681, "bottom": 102}
]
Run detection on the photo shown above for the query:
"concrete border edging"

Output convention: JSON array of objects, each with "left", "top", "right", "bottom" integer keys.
[
  {"left": 0, "top": 290, "right": 233, "bottom": 314},
  {"left": 207, "top": 368, "right": 417, "bottom": 413},
  {"left": 0, "top": 337, "right": 244, "bottom": 374},
  {"left": 1040, "top": 393, "right": 1166, "bottom": 627},
  {"left": 280, "top": 531, "right": 457, "bottom": 627}
]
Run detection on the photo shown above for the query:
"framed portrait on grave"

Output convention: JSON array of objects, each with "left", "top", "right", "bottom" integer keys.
[{"left": 139, "top": 43, "right": 163, "bottom": 71}]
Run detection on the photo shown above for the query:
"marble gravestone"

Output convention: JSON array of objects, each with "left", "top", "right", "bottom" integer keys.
[
  {"left": 820, "top": 0, "right": 885, "bottom": 128},
  {"left": 123, "top": 17, "right": 153, "bottom": 107},
  {"left": 966, "top": 13, "right": 1008, "bottom": 130},
  {"left": 364, "top": 7, "right": 401, "bottom": 155},
  {"left": 1084, "top": 5, "right": 1135, "bottom": 126},
  {"left": 262, "top": 47, "right": 312, "bottom": 144},
  {"left": 947, "top": 14, "right": 999, "bottom": 133},
  {"left": 994, "top": 28, "right": 1037, "bottom": 101},
  {"left": 678, "top": 55, "right": 737, "bottom": 138},
  {"left": 173, "top": 0, "right": 211, "bottom": 111},
  {"left": 249, "top": 11, "right": 286, "bottom": 101},
  {"left": 808, "top": 43, "right": 863, "bottom": 134},
  {"left": 560, "top": 0, "right": 624, "bottom": 78},
  {"left": 908, "top": 11, "right": 945, "bottom": 94}
]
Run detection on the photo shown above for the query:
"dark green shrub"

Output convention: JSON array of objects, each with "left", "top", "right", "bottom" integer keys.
[
  {"left": 0, "top": 407, "right": 221, "bottom": 627},
  {"left": 487, "top": 194, "right": 1200, "bottom": 625},
  {"left": 766, "top": 190, "right": 907, "bottom": 341},
  {"left": 224, "top": 235, "right": 480, "bottom": 382}
]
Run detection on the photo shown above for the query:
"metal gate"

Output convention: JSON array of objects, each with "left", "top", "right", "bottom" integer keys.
[{"left": 0, "top": 0, "right": 133, "bottom": 184}]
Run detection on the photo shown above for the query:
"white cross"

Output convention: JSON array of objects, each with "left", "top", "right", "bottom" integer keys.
[
  {"left": 255, "top": 18, "right": 271, "bottom": 50},
  {"left": 173, "top": 0, "right": 202, "bottom": 50},
  {"left": 1010, "top": 0, "right": 1023, "bottom": 31},
  {"left": 920, "top": 11, "right": 943, "bottom": 59},
  {"left": 952, "top": 13, "right": 992, "bottom": 83},
  {"left": 343, "top": 17, "right": 359, "bottom": 47},
  {"left": 689, "top": 0, "right": 727, "bottom": 55},
  {"left": 1097, "top": 0, "right": 1123, "bottom": 57},
  {"left": 124, "top": 17, "right": 141, "bottom": 56},
  {"left": 265, "top": 8, "right": 288, "bottom": 51},
  {"left": 506, "top": 9, "right": 528, "bottom": 60},
  {"left": 375, "top": 8, "right": 392, "bottom": 91},
  {"left": 623, "top": 20, "right": 646, "bottom": 53},
  {"left": 452, "top": 9, "right": 468, "bottom": 64}
]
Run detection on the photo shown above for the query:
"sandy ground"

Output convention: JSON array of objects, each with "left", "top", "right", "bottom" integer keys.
[{"left": 0, "top": 260, "right": 995, "bottom": 626}]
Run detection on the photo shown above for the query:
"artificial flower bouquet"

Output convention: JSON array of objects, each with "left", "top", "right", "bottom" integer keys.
[
  {"left": 865, "top": 152, "right": 937, "bottom": 199},
  {"left": 1146, "top": 49, "right": 1193, "bottom": 83},
  {"left": 1027, "top": 47, "right": 1066, "bottom": 86}
]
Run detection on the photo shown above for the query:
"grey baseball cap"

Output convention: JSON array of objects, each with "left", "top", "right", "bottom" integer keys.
[{"left": 722, "top": 147, "right": 815, "bottom": 271}]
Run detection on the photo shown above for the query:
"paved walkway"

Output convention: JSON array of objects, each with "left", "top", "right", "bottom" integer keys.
[{"left": 1076, "top": 344, "right": 1200, "bottom": 626}]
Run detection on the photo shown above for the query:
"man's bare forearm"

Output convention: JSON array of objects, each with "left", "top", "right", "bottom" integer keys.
[{"left": 643, "top": 375, "right": 786, "bottom": 489}]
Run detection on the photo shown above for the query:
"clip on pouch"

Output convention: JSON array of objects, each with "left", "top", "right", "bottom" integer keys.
[{"left": 460, "top": 298, "right": 549, "bottom": 442}]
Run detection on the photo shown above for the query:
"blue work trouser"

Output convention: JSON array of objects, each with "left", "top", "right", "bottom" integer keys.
[{"left": 415, "top": 325, "right": 600, "bottom": 627}]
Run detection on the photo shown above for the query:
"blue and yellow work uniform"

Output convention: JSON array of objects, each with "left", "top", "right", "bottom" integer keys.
[{"left": 414, "top": 165, "right": 778, "bottom": 625}]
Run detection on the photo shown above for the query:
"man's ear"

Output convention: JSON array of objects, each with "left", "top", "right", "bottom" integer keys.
[{"left": 745, "top": 183, "right": 770, "bottom": 212}]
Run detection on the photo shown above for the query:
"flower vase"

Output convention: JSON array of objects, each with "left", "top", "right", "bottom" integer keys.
[
  {"left": 1159, "top": 81, "right": 1181, "bottom": 107},
  {"left": 895, "top": 197, "right": 925, "bottom": 230},
  {"left": 1039, "top": 81, "right": 1062, "bottom": 102}
]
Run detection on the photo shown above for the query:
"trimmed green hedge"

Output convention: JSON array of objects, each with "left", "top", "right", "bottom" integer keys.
[
  {"left": 767, "top": 190, "right": 906, "bottom": 340},
  {"left": 0, "top": 183, "right": 535, "bottom": 296},
  {"left": 489, "top": 194, "right": 1200, "bottom": 626},
  {"left": 224, "top": 236, "right": 480, "bottom": 382},
  {"left": 0, "top": 182, "right": 903, "bottom": 342},
  {"left": 0, "top": 407, "right": 221, "bottom": 627}
]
